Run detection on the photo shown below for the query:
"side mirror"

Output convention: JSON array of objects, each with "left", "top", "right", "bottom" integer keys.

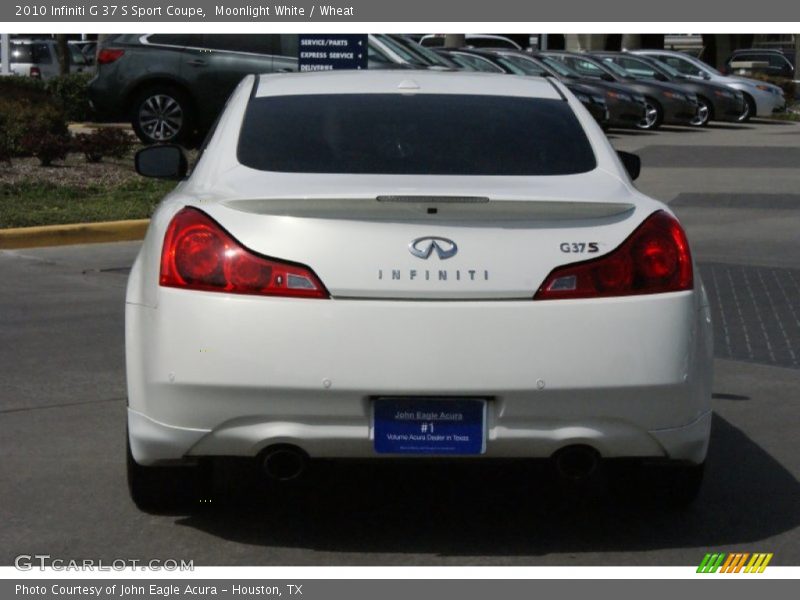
[
  {"left": 135, "top": 144, "right": 188, "bottom": 179},
  {"left": 617, "top": 150, "right": 641, "bottom": 181},
  {"left": 701, "top": 71, "right": 711, "bottom": 80}
]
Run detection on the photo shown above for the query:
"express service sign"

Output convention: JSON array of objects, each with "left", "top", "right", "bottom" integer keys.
[{"left": 297, "top": 34, "right": 369, "bottom": 72}]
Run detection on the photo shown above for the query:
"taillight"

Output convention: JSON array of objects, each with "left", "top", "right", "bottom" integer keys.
[
  {"left": 534, "top": 211, "right": 692, "bottom": 300},
  {"left": 97, "top": 48, "right": 125, "bottom": 65},
  {"left": 160, "top": 207, "right": 329, "bottom": 299},
  {"left": 29, "top": 66, "right": 41, "bottom": 78}
]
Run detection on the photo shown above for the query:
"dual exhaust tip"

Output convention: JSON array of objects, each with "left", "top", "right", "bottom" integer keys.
[
  {"left": 553, "top": 445, "right": 600, "bottom": 480},
  {"left": 259, "top": 444, "right": 600, "bottom": 482}
]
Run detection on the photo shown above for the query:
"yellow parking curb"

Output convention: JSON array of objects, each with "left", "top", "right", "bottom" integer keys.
[{"left": 0, "top": 219, "right": 150, "bottom": 249}]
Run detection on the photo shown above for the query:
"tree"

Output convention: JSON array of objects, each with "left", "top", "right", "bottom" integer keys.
[
  {"left": 795, "top": 35, "right": 799, "bottom": 86},
  {"left": 56, "top": 34, "right": 69, "bottom": 75},
  {"left": 444, "top": 34, "right": 465, "bottom": 48}
]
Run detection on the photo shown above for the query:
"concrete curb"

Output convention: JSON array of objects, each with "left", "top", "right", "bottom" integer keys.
[{"left": 0, "top": 219, "right": 149, "bottom": 250}]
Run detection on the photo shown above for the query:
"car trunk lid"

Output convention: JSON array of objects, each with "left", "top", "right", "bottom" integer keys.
[{"left": 193, "top": 172, "right": 649, "bottom": 300}]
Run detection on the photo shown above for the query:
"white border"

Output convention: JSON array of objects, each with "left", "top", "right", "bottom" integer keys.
[
  {"left": 2, "top": 566, "right": 800, "bottom": 579},
  {"left": 1, "top": 17, "right": 798, "bottom": 579},
  {"left": 3, "top": 22, "right": 800, "bottom": 33}
]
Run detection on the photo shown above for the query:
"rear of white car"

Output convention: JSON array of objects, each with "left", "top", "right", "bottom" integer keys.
[{"left": 126, "top": 71, "right": 713, "bottom": 510}]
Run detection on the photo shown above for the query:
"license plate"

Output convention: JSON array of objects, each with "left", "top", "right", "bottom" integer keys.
[{"left": 372, "top": 398, "right": 486, "bottom": 455}]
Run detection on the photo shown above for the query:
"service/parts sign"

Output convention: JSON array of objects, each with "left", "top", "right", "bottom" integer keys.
[{"left": 297, "top": 34, "right": 369, "bottom": 71}]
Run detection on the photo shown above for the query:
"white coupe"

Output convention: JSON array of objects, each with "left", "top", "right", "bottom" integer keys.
[{"left": 126, "top": 70, "right": 713, "bottom": 510}]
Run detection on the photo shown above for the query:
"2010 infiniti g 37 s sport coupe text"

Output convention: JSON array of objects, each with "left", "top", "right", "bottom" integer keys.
[{"left": 127, "top": 70, "right": 713, "bottom": 510}]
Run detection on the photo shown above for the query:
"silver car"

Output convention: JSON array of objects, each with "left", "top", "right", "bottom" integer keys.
[
  {"left": 633, "top": 49, "right": 786, "bottom": 121},
  {"left": 2, "top": 39, "right": 89, "bottom": 80}
]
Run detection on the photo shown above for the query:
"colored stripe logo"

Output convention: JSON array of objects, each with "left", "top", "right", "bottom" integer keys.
[{"left": 697, "top": 553, "right": 773, "bottom": 573}]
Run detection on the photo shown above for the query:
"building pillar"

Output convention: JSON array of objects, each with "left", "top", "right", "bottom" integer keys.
[
  {"left": 565, "top": 34, "right": 608, "bottom": 51},
  {"left": 1, "top": 34, "right": 10, "bottom": 75},
  {"left": 621, "top": 34, "right": 642, "bottom": 50},
  {"left": 444, "top": 34, "right": 465, "bottom": 48}
]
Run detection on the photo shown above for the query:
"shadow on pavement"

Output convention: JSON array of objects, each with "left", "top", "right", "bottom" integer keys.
[
  {"left": 749, "top": 118, "right": 796, "bottom": 126},
  {"left": 657, "top": 126, "right": 704, "bottom": 133},
  {"left": 174, "top": 413, "right": 800, "bottom": 559},
  {"left": 606, "top": 129, "right": 656, "bottom": 138},
  {"left": 706, "top": 123, "right": 753, "bottom": 130}
]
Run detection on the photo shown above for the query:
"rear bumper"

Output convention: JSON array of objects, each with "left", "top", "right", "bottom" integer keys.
[
  {"left": 128, "top": 407, "right": 712, "bottom": 465},
  {"left": 126, "top": 288, "right": 713, "bottom": 465},
  {"left": 87, "top": 74, "right": 128, "bottom": 121}
]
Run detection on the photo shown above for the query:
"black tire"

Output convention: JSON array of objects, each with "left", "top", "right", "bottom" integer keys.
[
  {"left": 126, "top": 432, "right": 203, "bottom": 512},
  {"left": 636, "top": 97, "right": 663, "bottom": 130},
  {"left": 130, "top": 85, "right": 193, "bottom": 145},
  {"left": 609, "top": 461, "right": 705, "bottom": 508},
  {"left": 738, "top": 93, "right": 756, "bottom": 123},
  {"left": 691, "top": 96, "right": 713, "bottom": 127}
]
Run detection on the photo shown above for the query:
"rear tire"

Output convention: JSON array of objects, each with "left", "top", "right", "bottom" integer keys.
[
  {"left": 130, "top": 85, "right": 194, "bottom": 145},
  {"left": 126, "top": 432, "right": 203, "bottom": 512}
]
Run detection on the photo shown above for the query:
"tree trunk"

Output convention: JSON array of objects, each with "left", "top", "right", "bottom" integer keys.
[
  {"left": 621, "top": 34, "right": 642, "bottom": 50},
  {"left": 795, "top": 35, "right": 800, "bottom": 91},
  {"left": 56, "top": 34, "right": 69, "bottom": 75},
  {"left": 444, "top": 34, "right": 466, "bottom": 49}
]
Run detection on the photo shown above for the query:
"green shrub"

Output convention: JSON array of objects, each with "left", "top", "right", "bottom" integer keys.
[
  {"left": 0, "top": 114, "right": 13, "bottom": 164},
  {"left": 20, "top": 131, "right": 71, "bottom": 166},
  {"left": 0, "top": 76, "right": 68, "bottom": 157},
  {"left": 0, "top": 75, "right": 47, "bottom": 99},
  {"left": 73, "top": 127, "right": 134, "bottom": 162},
  {"left": 46, "top": 72, "right": 93, "bottom": 122}
]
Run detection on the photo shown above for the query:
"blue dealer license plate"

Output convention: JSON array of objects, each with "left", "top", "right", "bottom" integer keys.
[{"left": 373, "top": 398, "right": 487, "bottom": 455}]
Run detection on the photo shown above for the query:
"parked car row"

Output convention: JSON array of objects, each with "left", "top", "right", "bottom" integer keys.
[
  {"left": 432, "top": 48, "right": 785, "bottom": 132},
  {"left": 630, "top": 49, "right": 787, "bottom": 119},
  {"left": 85, "top": 34, "right": 788, "bottom": 145}
]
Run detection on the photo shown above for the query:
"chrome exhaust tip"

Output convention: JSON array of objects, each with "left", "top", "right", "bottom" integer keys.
[
  {"left": 260, "top": 446, "right": 308, "bottom": 482},
  {"left": 553, "top": 445, "right": 600, "bottom": 480}
]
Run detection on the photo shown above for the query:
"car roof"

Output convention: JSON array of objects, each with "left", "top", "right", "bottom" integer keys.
[
  {"left": 729, "top": 48, "right": 791, "bottom": 54},
  {"left": 628, "top": 48, "right": 703, "bottom": 62},
  {"left": 727, "top": 48, "right": 794, "bottom": 62},
  {"left": 254, "top": 70, "right": 560, "bottom": 99}
]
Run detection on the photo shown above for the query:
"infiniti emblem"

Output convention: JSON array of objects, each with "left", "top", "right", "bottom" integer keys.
[{"left": 409, "top": 236, "right": 458, "bottom": 260}]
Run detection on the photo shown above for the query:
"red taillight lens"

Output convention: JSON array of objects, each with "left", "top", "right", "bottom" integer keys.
[
  {"left": 160, "top": 207, "right": 329, "bottom": 299},
  {"left": 97, "top": 48, "right": 125, "bottom": 65},
  {"left": 29, "top": 66, "right": 41, "bottom": 78},
  {"left": 534, "top": 211, "right": 693, "bottom": 300}
]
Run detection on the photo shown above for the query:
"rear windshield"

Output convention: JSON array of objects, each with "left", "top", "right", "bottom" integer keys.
[
  {"left": 238, "top": 93, "right": 596, "bottom": 176},
  {"left": 6, "top": 43, "right": 52, "bottom": 64}
]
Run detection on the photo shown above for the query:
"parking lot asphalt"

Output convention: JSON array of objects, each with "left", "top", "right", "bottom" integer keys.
[{"left": 1, "top": 119, "right": 799, "bottom": 566}]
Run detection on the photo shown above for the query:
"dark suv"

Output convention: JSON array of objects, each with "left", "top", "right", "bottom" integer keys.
[
  {"left": 88, "top": 34, "right": 299, "bottom": 144},
  {"left": 724, "top": 49, "right": 795, "bottom": 79}
]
